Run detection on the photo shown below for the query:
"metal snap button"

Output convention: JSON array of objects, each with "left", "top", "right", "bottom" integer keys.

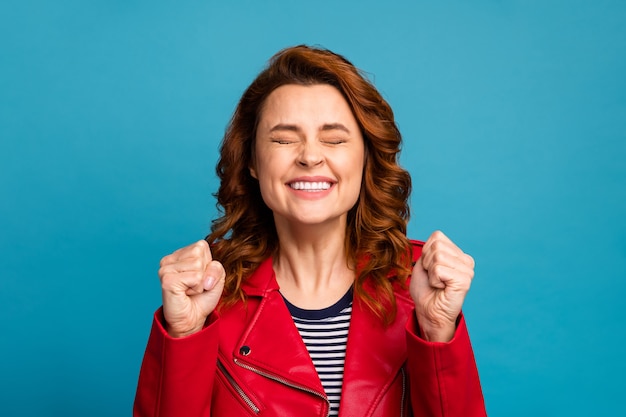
[{"left": 239, "top": 345, "right": 251, "bottom": 356}]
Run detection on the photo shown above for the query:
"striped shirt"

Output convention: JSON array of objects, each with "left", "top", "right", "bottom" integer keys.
[{"left": 282, "top": 288, "right": 353, "bottom": 417}]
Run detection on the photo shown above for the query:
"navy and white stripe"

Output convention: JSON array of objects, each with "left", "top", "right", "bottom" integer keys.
[{"left": 283, "top": 289, "right": 353, "bottom": 417}]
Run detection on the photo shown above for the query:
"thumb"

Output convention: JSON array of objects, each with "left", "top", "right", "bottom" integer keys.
[
  {"left": 195, "top": 260, "right": 226, "bottom": 315},
  {"left": 203, "top": 260, "right": 225, "bottom": 290}
]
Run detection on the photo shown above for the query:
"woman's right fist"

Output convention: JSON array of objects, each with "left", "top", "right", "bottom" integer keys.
[{"left": 158, "top": 240, "right": 226, "bottom": 338}]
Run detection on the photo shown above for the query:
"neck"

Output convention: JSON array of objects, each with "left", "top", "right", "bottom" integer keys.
[{"left": 273, "top": 218, "right": 355, "bottom": 309}]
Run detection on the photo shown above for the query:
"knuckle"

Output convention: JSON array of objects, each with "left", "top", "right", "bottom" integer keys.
[
  {"left": 158, "top": 264, "right": 174, "bottom": 279},
  {"left": 159, "top": 254, "right": 172, "bottom": 267},
  {"left": 195, "top": 270, "right": 205, "bottom": 281},
  {"left": 191, "top": 258, "right": 204, "bottom": 271},
  {"left": 431, "top": 250, "right": 446, "bottom": 265},
  {"left": 159, "top": 271, "right": 175, "bottom": 287},
  {"left": 432, "top": 230, "right": 445, "bottom": 239},
  {"left": 430, "top": 263, "right": 444, "bottom": 276},
  {"left": 195, "top": 239, "right": 209, "bottom": 251},
  {"left": 190, "top": 240, "right": 209, "bottom": 258},
  {"left": 468, "top": 268, "right": 475, "bottom": 281},
  {"left": 189, "top": 245, "right": 201, "bottom": 257},
  {"left": 466, "top": 254, "right": 476, "bottom": 269},
  {"left": 429, "top": 238, "right": 445, "bottom": 252},
  {"left": 210, "top": 260, "right": 225, "bottom": 275}
]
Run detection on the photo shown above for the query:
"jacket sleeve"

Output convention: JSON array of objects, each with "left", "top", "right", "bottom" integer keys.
[
  {"left": 133, "top": 308, "right": 219, "bottom": 417},
  {"left": 405, "top": 312, "right": 487, "bottom": 417}
]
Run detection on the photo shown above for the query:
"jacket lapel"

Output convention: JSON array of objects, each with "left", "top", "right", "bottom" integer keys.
[
  {"left": 339, "top": 290, "right": 415, "bottom": 416},
  {"left": 235, "top": 258, "right": 326, "bottom": 395},
  {"left": 231, "top": 248, "right": 422, "bottom": 415},
  {"left": 339, "top": 242, "right": 422, "bottom": 415}
]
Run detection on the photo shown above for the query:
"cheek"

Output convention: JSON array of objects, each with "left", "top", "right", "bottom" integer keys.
[
  {"left": 255, "top": 178, "right": 278, "bottom": 213},
  {"left": 351, "top": 172, "right": 364, "bottom": 200},
  {"left": 347, "top": 150, "right": 366, "bottom": 182},
  {"left": 344, "top": 159, "right": 365, "bottom": 202},
  {"left": 254, "top": 154, "right": 280, "bottom": 183},
  {"left": 350, "top": 154, "right": 366, "bottom": 201},
  {"left": 253, "top": 159, "right": 284, "bottom": 207}
]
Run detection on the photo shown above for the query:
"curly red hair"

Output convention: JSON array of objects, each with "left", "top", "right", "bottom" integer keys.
[{"left": 207, "top": 45, "right": 412, "bottom": 323}]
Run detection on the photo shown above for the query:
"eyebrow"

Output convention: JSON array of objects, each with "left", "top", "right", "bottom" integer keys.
[
  {"left": 268, "top": 123, "right": 351, "bottom": 134},
  {"left": 320, "top": 123, "right": 350, "bottom": 133}
]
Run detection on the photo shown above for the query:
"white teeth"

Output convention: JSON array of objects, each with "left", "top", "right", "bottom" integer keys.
[{"left": 290, "top": 181, "right": 332, "bottom": 191}]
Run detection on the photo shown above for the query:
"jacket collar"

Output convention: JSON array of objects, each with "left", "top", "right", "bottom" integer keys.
[
  {"left": 235, "top": 258, "right": 326, "bottom": 395},
  {"left": 239, "top": 240, "right": 422, "bottom": 296},
  {"left": 236, "top": 256, "right": 416, "bottom": 415},
  {"left": 240, "top": 257, "right": 279, "bottom": 296}
]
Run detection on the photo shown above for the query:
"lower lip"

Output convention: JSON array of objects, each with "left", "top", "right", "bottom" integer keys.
[{"left": 287, "top": 184, "right": 335, "bottom": 200}]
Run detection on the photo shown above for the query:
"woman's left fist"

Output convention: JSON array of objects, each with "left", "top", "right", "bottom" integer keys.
[{"left": 410, "top": 230, "right": 475, "bottom": 342}]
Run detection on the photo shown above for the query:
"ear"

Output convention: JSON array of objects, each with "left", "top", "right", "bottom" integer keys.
[{"left": 249, "top": 164, "right": 258, "bottom": 179}]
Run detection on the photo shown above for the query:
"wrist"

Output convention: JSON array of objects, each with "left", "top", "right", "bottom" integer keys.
[
  {"left": 162, "top": 316, "right": 205, "bottom": 338},
  {"left": 419, "top": 324, "right": 455, "bottom": 343},
  {"left": 165, "top": 324, "right": 203, "bottom": 338},
  {"left": 415, "top": 312, "right": 457, "bottom": 343}
]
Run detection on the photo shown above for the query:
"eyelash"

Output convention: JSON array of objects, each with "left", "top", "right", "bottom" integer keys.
[
  {"left": 270, "top": 138, "right": 347, "bottom": 145},
  {"left": 271, "top": 139, "right": 294, "bottom": 145},
  {"left": 322, "top": 139, "right": 346, "bottom": 145}
]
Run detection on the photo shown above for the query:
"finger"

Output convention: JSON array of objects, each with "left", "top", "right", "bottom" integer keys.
[
  {"left": 177, "top": 240, "right": 212, "bottom": 263},
  {"left": 421, "top": 243, "right": 457, "bottom": 271},
  {"left": 421, "top": 246, "right": 475, "bottom": 274},
  {"left": 159, "top": 258, "right": 206, "bottom": 275},
  {"left": 412, "top": 257, "right": 446, "bottom": 290},
  {"left": 199, "top": 239, "right": 213, "bottom": 264},
  {"left": 422, "top": 230, "right": 463, "bottom": 257},
  {"left": 194, "top": 273, "right": 227, "bottom": 316},
  {"left": 427, "top": 263, "right": 473, "bottom": 292},
  {"left": 161, "top": 270, "right": 206, "bottom": 296},
  {"left": 422, "top": 230, "right": 454, "bottom": 250},
  {"left": 161, "top": 240, "right": 212, "bottom": 266},
  {"left": 159, "top": 252, "right": 178, "bottom": 267},
  {"left": 422, "top": 232, "right": 475, "bottom": 270}
]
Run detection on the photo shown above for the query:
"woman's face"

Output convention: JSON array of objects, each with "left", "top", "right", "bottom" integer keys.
[{"left": 251, "top": 84, "right": 365, "bottom": 229}]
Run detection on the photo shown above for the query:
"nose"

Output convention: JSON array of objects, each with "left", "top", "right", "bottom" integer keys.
[{"left": 297, "top": 140, "right": 324, "bottom": 167}]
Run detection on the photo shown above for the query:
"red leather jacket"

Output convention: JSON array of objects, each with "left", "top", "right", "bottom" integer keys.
[{"left": 134, "top": 242, "right": 486, "bottom": 416}]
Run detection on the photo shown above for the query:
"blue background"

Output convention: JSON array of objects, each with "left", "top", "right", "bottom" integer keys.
[{"left": 1, "top": 1, "right": 625, "bottom": 415}]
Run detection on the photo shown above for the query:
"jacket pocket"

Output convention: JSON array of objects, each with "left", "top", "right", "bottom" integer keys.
[{"left": 215, "top": 360, "right": 262, "bottom": 415}]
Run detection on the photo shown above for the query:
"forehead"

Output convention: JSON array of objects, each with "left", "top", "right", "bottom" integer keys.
[{"left": 258, "top": 84, "right": 358, "bottom": 129}]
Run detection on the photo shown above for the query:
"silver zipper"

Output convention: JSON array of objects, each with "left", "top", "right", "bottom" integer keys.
[
  {"left": 400, "top": 367, "right": 406, "bottom": 416},
  {"left": 217, "top": 360, "right": 260, "bottom": 414},
  {"left": 234, "top": 358, "right": 330, "bottom": 417}
]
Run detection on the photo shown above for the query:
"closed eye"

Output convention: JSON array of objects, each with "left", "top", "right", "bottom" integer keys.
[
  {"left": 322, "top": 139, "right": 347, "bottom": 145},
  {"left": 271, "top": 138, "right": 296, "bottom": 145}
]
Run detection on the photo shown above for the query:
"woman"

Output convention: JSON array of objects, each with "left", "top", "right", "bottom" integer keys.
[{"left": 134, "top": 45, "right": 486, "bottom": 416}]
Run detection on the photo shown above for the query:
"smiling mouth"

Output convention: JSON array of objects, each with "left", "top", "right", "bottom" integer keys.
[{"left": 288, "top": 181, "right": 332, "bottom": 191}]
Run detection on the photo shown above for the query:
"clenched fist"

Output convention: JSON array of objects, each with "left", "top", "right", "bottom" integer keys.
[
  {"left": 410, "top": 231, "right": 475, "bottom": 343},
  {"left": 158, "top": 240, "right": 226, "bottom": 338}
]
